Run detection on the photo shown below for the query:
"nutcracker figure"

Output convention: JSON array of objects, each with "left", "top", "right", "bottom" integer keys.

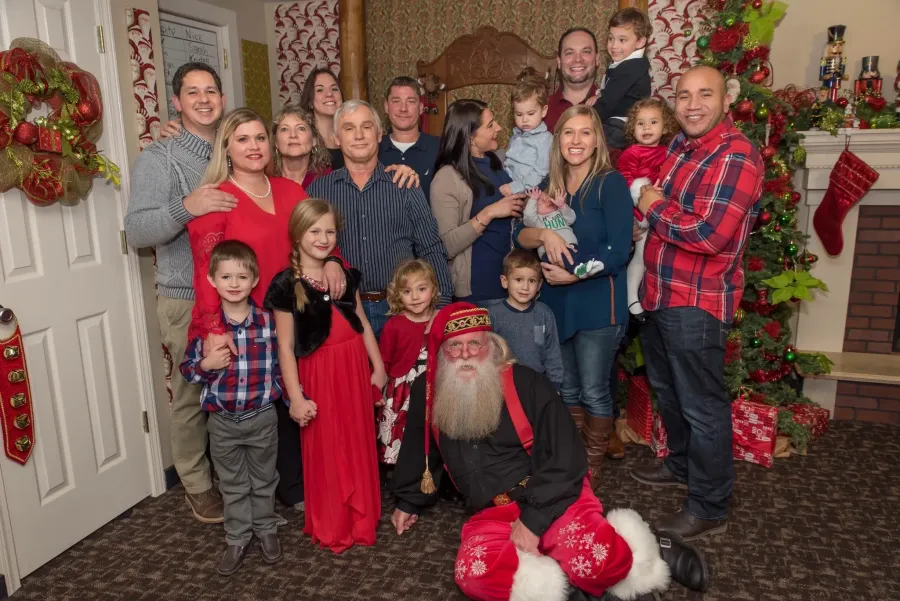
[
  {"left": 854, "top": 56, "right": 883, "bottom": 99},
  {"left": 894, "top": 60, "right": 900, "bottom": 119},
  {"left": 819, "top": 25, "right": 847, "bottom": 103}
]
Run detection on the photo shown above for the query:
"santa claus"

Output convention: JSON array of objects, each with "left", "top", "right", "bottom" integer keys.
[{"left": 391, "top": 303, "right": 708, "bottom": 601}]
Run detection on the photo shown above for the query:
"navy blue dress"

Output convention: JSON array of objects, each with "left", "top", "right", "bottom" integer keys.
[{"left": 462, "top": 156, "right": 514, "bottom": 303}]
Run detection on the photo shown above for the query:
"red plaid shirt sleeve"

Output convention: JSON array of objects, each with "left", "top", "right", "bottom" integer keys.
[{"left": 641, "top": 119, "right": 764, "bottom": 323}]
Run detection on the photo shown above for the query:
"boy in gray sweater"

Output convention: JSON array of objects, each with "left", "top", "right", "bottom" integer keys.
[
  {"left": 124, "top": 62, "right": 236, "bottom": 525},
  {"left": 486, "top": 250, "right": 564, "bottom": 390}
]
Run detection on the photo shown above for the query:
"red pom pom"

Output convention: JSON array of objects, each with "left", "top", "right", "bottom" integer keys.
[
  {"left": 764, "top": 320, "right": 782, "bottom": 340},
  {"left": 709, "top": 29, "right": 741, "bottom": 53},
  {"left": 867, "top": 96, "right": 887, "bottom": 112},
  {"left": 13, "top": 121, "right": 38, "bottom": 145}
]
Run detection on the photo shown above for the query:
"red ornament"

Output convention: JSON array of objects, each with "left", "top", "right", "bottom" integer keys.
[
  {"left": 710, "top": 29, "right": 741, "bottom": 53},
  {"left": 76, "top": 101, "right": 97, "bottom": 122},
  {"left": 749, "top": 71, "right": 766, "bottom": 85},
  {"left": 748, "top": 256, "right": 766, "bottom": 271},
  {"left": 736, "top": 99, "right": 754, "bottom": 115},
  {"left": 764, "top": 320, "right": 782, "bottom": 340},
  {"left": 836, "top": 97, "right": 849, "bottom": 108},
  {"left": 774, "top": 224, "right": 782, "bottom": 232},
  {"left": 13, "top": 121, "right": 38, "bottom": 145},
  {"left": 760, "top": 145, "right": 777, "bottom": 161},
  {"left": 753, "top": 0, "right": 763, "bottom": 7},
  {"left": 759, "top": 210, "right": 772, "bottom": 225},
  {"left": 761, "top": 66, "right": 771, "bottom": 77},
  {"left": 790, "top": 191, "right": 801, "bottom": 205}
]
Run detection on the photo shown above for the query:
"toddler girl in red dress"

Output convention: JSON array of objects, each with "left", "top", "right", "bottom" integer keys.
[
  {"left": 377, "top": 260, "right": 439, "bottom": 464},
  {"left": 616, "top": 97, "right": 679, "bottom": 320}
]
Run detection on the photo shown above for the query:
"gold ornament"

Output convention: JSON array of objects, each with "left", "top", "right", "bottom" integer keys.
[
  {"left": 14, "top": 436, "right": 31, "bottom": 453},
  {"left": 8, "top": 369, "right": 25, "bottom": 383},
  {"left": 3, "top": 346, "right": 19, "bottom": 360},
  {"left": 14, "top": 414, "right": 30, "bottom": 429},
  {"left": 9, "top": 393, "right": 26, "bottom": 409}
]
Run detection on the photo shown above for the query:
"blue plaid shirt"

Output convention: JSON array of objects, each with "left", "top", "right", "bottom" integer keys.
[{"left": 180, "top": 301, "right": 284, "bottom": 415}]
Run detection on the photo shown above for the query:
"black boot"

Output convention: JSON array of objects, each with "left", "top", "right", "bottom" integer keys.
[
  {"left": 568, "top": 590, "right": 661, "bottom": 601},
  {"left": 658, "top": 531, "right": 709, "bottom": 592}
]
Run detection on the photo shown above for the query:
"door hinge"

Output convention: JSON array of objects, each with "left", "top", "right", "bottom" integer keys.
[
  {"left": 96, "top": 25, "right": 105, "bottom": 53},
  {"left": 142, "top": 411, "right": 149, "bottom": 433},
  {"left": 120, "top": 230, "right": 128, "bottom": 255},
  {"left": 223, "top": 48, "right": 228, "bottom": 69}
]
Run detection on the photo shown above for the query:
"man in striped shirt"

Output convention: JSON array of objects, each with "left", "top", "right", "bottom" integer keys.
[
  {"left": 630, "top": 66, "right": 764, "bottom": 541},
  {"left": 308, "top": 100, "right": 453, "bottom": 337}
]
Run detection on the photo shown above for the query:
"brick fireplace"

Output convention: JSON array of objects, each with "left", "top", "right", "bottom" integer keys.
[{"left": 794, "top": 129, "right": 900, "bottom": 425}]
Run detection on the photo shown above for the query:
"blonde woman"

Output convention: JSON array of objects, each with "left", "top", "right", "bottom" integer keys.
[
  {"left": 186, "top": 107, "right": 347, "bottom": 354},
  {"left": 515, "top": 105, "right": 633, "bottom": 494},
  {"left": 271, "top": 103, "right": 332, "bottom": 188}
]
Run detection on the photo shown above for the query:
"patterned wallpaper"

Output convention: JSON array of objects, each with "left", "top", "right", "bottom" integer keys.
[
  {"left": 365, "top": 0, "right": 618, "bottom": 144},
  {"left": 647, "top": 0, "right": 707, "bottom": 102},
  {"left": 126, "top": 8, "right": 161, "bottom": 150},
  {"left": 274, "top": 1, "right": 341, "bottom": 107}
]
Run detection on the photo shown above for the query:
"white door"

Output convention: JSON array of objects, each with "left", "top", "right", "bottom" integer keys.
[{"left": 0, "top": 0, "right": 150, "bottom": 578}]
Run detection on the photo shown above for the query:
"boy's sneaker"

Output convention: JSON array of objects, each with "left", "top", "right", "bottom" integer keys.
[
  {"left": 218, "top": 543, "right": 250, "bottom": 576},
  {"left": 573, "top": 260, "right": 603, "bottom": 279},
  {"left": 185, "top": 489, "right": 224, "bottom": 524}
]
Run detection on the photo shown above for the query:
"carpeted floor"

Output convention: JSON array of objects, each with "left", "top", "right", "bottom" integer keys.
[{"left": 10, "top": 420, "right": 898, "bottom": 601}]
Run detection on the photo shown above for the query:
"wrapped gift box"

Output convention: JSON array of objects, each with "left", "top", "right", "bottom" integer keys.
[
  {"left": 650, "top": 412, "right": 668, "bottom": 458},
  {"left": 626, "top": 375, "right": 653, "bottom": 442},
  {"left": 732, "top": 399, "right": 778, "bottom": 468},
  {"left": 787, "top": 404, "right": 829, "bottom": 438},
  {"left": 37, "top": 126, "right": 62, "bottom": 153}
]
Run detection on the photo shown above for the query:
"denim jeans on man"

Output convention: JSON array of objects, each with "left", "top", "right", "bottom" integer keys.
[
  {"left": 640, "top": 307, "right": 733, "bottom": 520},
  {"left": 363, "top": 299, "right": 390, "bottom": 339},
  {"left": 560, "top": 324, "right": 626, "bottom": 418}
]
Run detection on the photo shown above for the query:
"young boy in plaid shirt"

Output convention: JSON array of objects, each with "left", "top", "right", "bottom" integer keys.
[{"left": 180, "top": 240, "right": 284, "bottom": 576}]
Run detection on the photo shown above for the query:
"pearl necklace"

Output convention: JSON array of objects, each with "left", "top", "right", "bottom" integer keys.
[{"left": 229, "top": 175, "right": 271, "bottom": 199}]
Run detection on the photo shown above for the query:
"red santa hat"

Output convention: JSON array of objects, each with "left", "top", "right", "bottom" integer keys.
[{"left": 419, "top": 302, "right": 492, "bottom": 493}]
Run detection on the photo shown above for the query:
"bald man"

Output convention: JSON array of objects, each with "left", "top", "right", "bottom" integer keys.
[{"left": 630, "top": 66, "right": 764, "bottom": 540}]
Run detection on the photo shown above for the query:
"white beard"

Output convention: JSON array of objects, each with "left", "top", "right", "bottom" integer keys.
[{"left": 432, "top": 352, "right": 504, "bottom": 441}]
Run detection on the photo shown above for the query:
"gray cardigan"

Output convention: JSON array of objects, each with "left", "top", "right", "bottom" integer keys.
[{"left": 429, "top": 165, "right": 480, "bottom": 298}]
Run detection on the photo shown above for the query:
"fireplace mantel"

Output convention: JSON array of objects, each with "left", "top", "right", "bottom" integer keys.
[{"left": 794, "top": 129, "right": 900, "bottom": 416}]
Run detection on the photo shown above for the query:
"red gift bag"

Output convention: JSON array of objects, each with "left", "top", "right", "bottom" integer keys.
[
  {"left": 626, "top": 375, "right": 653, "bottom": 441},
  {"left": 732, "top": 399, "right": 778, "bottom": 468}
]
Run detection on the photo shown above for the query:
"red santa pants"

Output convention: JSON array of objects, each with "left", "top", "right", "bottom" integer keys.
[{"left": 454, "top": 478, "right": 634, "bottom": 601}]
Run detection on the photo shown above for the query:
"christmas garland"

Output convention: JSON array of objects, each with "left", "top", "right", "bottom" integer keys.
[{"left": 0, "top": 37, "right": 119, "bottom": 207}]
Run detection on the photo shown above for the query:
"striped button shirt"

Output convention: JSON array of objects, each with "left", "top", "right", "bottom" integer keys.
[
  {"left": 307, "top": 162, "right": 453, "bottom": 303},
  {"left": 640, "top": 117, "right": 764, "bottom": 323},
  {"left": 180, "top": 302, "right": 283, "bottom": 415}
]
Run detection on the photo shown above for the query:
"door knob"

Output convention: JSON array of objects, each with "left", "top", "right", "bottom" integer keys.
[{"left": 0, "top": 304, "right": 14, "bottom": 324}]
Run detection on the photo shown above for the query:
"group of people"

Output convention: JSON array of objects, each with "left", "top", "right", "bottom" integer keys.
[{"left": 123, "top": 6, "right": 764, "bottom": 601}]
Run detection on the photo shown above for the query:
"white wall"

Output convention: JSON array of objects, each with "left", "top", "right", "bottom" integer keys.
[{"left": 770, "top": 0, "right": 900, "bottom": 101}]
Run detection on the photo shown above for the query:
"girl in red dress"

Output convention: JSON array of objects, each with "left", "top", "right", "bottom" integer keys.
[
  {"left": 615, "top": 98, "right": 679, "bottom": 320},
  {"left": 377, "top": 260, "right": 440, "bottom": 464},
  {"left": 265, "top": 198, "right": 386, "bottom": 554}
]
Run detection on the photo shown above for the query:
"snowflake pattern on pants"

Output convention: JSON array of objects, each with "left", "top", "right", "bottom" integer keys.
[
  {"left": 570, "top": 554, "right": 594, "bottom": 578},
  {"left": 469, "top": 559, "right": 487, "bottom": 577},
  {"left": 455, "top": 559, "right": 467, "bottom": 580},
  {"left": 561, "top": 519, "right": 585, "bottom": 548},
  {"left": 457, "top": 534, "right": 492, "bottom": 583}
]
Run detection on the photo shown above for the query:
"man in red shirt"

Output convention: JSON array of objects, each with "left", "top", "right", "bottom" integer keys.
[
  {"left": 630, "top": 66, "right": 764, "bottom": 541},
  {"left": 544, "top": 28, "right": 601, "bottom": 131}
]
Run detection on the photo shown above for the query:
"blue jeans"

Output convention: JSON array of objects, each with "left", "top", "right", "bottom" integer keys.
[
  {"left": 640, "top": 307, "right": 733, "bottom": 520},
  {"left": 560, "top": 325, "right": 626, "bottom": 418},
  {"left": 363, "top": 299, "right": 390, "bottom": 340}
]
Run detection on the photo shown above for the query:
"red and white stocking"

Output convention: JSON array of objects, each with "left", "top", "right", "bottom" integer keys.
[{"left": 813, "top": 150, "right": 880, "bottom": 255}]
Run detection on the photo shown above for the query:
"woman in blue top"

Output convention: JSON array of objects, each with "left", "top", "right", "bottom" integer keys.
[
  {"left": 516, "top": 105, "right": 633, "bottom": 494},
  {"left": 431, "top": 99, "right": 527, "bottom": 304}
]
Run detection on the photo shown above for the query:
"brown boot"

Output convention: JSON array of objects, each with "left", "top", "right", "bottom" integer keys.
[
  {"left": 582, "top": 415, "right": 614, "bottom": 493},
  {"left": 606, "top": 429, "right": 626, "bottom": 460},
  {"left": 567, "top": 406, "right": 586, "bottom": 434},
  {"left": 185, "top": 488, "right": 224, "bottom": 524}
]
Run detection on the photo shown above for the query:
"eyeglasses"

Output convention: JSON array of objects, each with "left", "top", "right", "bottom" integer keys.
[{"left": 445, "top": 340, "right": 485, "bottom": 358}]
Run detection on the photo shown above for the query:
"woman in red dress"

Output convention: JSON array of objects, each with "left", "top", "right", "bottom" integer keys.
[
  {"left": 186, "top": 107, "right": 346, "bottom": 348},
  {"left": 265, "top": 199, "right": 386, "bottom": 553}
]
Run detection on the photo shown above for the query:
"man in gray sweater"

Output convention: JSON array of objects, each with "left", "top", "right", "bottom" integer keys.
[{"left": 124, "top": 63, "right": 236, "bottom": 523}]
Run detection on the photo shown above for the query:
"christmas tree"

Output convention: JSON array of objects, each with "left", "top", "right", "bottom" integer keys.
[{"left": 688, "top": 0, "right": 832, "bottom": 449}]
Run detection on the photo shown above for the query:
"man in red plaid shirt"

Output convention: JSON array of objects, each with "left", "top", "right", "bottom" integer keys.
[{"left": 629, "top": 66, "right": 764, "bottom": 541}]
